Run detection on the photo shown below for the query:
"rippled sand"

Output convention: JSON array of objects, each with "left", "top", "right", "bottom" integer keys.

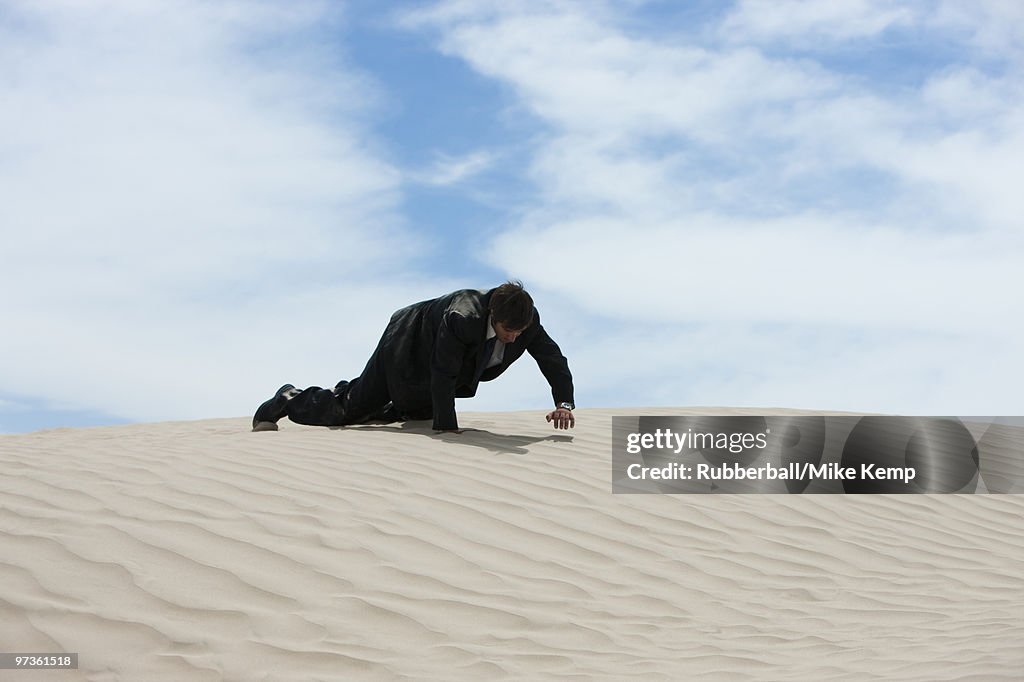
[{"left": 2, "top": 409, "right": 1022, "bottom": 680}]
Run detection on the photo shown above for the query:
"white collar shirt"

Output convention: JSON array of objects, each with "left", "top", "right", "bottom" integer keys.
[{"left": 485, "top": 315, "right": 506, "bottom": 369}]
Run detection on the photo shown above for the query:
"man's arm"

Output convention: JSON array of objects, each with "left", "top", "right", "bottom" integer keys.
[
  {"left": 429, "top": 311, "right": 475, "bottom": 431},
  {"left": 526, "top": 317, "right": 575, "bottom": 420}
]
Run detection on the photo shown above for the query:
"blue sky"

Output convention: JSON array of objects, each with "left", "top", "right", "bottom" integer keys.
[{"left": 2, "top": 0, "right": 1022, "bottom": 433}]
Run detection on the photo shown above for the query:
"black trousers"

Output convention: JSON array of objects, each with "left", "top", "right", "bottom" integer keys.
[{"left": 284, "top": 348, "right": 430, "bottom": 426}]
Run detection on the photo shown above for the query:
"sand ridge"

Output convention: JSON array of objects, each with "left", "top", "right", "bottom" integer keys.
[{"left": 1, "top": 408, "right": 1022, "bottom": 680}]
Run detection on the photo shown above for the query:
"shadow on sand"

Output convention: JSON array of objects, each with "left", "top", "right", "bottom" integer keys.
[{"left": 329, "top": 420, "right": 573, "bottom": 455}]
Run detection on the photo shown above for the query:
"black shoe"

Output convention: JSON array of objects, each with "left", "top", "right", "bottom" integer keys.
[{"left": 252, "top": 384, "right": 300, "bottom": 432}]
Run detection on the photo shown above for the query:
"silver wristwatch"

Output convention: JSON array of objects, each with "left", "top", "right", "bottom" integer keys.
[{"left": 557, "top": 402, "right": 574, "bottom": 411}]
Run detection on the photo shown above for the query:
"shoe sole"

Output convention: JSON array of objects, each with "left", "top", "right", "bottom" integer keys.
[{"left": 251, "top": 384, "right": 297, "bottom": 432}]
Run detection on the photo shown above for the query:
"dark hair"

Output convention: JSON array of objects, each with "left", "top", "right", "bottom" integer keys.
[{"left": 489, "top": 280, "right": 534, "bottom": 330}]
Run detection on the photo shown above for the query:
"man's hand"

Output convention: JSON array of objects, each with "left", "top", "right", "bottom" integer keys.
[{"left": 545, "top": 408, "right": 575, "bottom": 430}]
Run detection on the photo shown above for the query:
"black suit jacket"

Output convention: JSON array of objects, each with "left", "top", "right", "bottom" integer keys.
[{"left": 375, "top": 288, "right": 574, "bottom": 430}]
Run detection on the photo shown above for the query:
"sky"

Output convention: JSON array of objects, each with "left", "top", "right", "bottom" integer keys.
[{"left": 1, "top": 0, "right": 1022, "bottom": 433}]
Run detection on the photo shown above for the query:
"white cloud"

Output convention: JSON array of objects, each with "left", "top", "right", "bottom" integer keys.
[
  {"left": 929, "top": 0, "right": 1024, "bottom": 59},
  {"left": 720, "top": 0, "right": 916, "bottom": 44},
  {"left": 0, "top": 0, "right": 452, "bottom": 422},
  {"left": 419, "top": 10, "right": 836, "bottom": 144},
  {"left": 489, "top": 214, "right": 1019, "bottom": 331},
  {"left": 407, "top": 0, "right": 1024, "bottom": 413},
  {"left": 411, "top": 150, "right": 497, "bottom": 186}
]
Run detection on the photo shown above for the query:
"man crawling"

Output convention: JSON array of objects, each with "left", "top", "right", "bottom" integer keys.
[{"left": 252, "top": 281, "right": 576, "bottom": 434}]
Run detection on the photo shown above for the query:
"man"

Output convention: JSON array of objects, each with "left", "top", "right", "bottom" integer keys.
[{"left": 252, "top": 281, "right": 575, "bottom": 433}]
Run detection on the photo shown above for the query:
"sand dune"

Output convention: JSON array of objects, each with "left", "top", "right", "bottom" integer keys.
[{"left": 1, "top": 408, "right": 1022, "bottom": 680}]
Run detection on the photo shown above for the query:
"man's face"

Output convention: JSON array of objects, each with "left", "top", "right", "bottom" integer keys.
[{"left": 494, "top": 321, "right": 527, "bottom": 344}]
